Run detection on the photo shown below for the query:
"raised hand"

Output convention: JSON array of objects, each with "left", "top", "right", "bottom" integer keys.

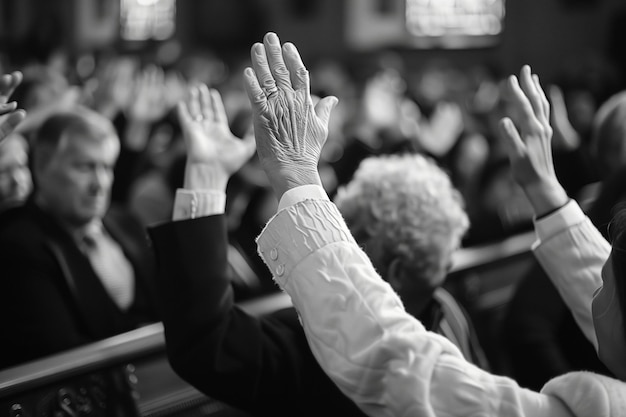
[
  {"left": 498, "top": 65, "right": 569, "bottom": 217},
  {"left": 87, "top": 57, "right": 137, "bottom": 119},
  {"left": 127, "top": 65, "right": 171, "bottom": 123},
  {"left": 177, "top": 83, "right": 256, "bottom": 191},
  {"left": 242, "top": 32, "right": 337, "bottom": 200},
  {"left": 0, "top": 72, "right": 26, "bottom": 143}
]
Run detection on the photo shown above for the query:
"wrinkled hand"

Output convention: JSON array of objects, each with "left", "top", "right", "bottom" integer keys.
[
  {"left": 498, "top": 65, "right": 569, "bottom": 217},
  {"left": 178, "top": 83, "right": 256, "bottom": 191},
  {"left": 243, "top": 32, "right": 337, "bottom": 200},
  {"left": 0, "top": 72, "right": 26, "bottom": 143}
]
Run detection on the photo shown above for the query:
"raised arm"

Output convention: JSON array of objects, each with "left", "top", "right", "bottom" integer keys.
[
  {"left": 247, "top": 34, "right": 573, "bottom": 417},
  {"left": 498, "top": 65, "right": 610, "bottom": 351},
  {"left": 150, "top": 85, "right": 368, "bottom": 417}
]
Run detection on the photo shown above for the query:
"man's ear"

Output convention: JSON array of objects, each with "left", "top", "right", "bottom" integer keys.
[{"left": 386, "top": 257, "right": 403, "bottom": 292}]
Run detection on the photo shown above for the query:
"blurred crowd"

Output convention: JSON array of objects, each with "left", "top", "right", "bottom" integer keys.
[
  {"left": 2, "top": 46, "right": 624, "bottom": 252},
  {"left": 2, "top": 40, "right": 626, "bottom": 392}
]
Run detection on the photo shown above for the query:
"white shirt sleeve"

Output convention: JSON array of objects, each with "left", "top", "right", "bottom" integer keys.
[
  {"left": 532, "top": 200, "right": 610, "bottom": 350},
  {"left": 172, "top": 189, "right": 226, "bottom": 220},
  {"left": 256, "top": 199, "right": 572, "bottom": 417},
  {"left": 277, "top": 184, "right": 330, "bottom": 211}
]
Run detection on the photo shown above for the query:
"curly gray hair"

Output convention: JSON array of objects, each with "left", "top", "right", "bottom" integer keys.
[{"left": 334, "top": 153, "right": 469, "bottom": 287}]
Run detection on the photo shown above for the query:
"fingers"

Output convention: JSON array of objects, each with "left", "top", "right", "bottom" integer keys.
[
  {"left": 518, "top": 65, "right": 549, "bottom": 125},
  {"left": 282, "top": 42, "right": 309, "bottom": 92},
  {"left": 498, "top": 117, "right": 525, "bottom": 160},
  {"left": 188, "top": 85, "right": 202, "bottom": 121},
  {"left": 242, "top": 126, "right": 257, "bottom": 156},
  {"left": 533, "top": 74, "right": 550, "bottom": 122},
  {"left": 0, "top": 109, "right": 26, "bottom": 143},
  {"left": 243, "top": 67, "right": 268, "bottom": 112},
  {"left": 197, "top": 83, "right": 213, "bottom": 121},
  {"left": 251, "top": 42, "right": 279, "bottom": 98},
  {"left": 0, "top": 71, "right": 23, "bottom": 104},
  {"left": 209, "top": 89, "right": 228, "bottom": 126},
  {"left": 0, "top": 101, "right": 18, "bottom": 117},
  {"left": 263, "top": 32, "right": 292, "bottom": 91},
  {"left": 505, "top": 74, "right": 543, "bottom": 132},
  {"left": 314, "top": 96, "right": 338, "bottom": 127}
]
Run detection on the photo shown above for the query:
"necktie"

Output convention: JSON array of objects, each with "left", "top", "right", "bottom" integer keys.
[{"left": 82, "top": 224, "right": 136, "bottom": 311}]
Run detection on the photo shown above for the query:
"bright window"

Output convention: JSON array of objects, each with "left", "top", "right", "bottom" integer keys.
[{"left": 120, "top": 0, "right": 176, "bottom": 41}]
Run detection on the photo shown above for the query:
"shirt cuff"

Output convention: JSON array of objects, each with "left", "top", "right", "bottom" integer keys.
[
  {"left": 172, "top": 189, "right": 226, "bottom": 221},
  {"left": 533, "top": 199, "right": 586, "bottom": 243},
  {"left": 257, "top": 199, "right": 357, "bottom": 287},
  {"left": 278, "top": 185, "right": 330, "bottom": 211}
]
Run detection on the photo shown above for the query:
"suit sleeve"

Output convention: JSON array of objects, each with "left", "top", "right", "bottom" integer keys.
[{"left": 148, "top": 215, "right": 361, "bottom": 417}]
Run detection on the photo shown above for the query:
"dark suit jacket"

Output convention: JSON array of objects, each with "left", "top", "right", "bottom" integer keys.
[
  {"left": 0, "top": 201, "right": 160, "bottom": 369},
  {"left": 149, "top": 215, "right": 367, "bottom": 417}
]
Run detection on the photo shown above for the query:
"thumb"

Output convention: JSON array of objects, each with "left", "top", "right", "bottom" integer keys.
[
  {"left": 315, "top": 96, "right": 338, "bottom": 127},
  {"left": 242, "top": 127, "right": 257, "bottom": 156}
]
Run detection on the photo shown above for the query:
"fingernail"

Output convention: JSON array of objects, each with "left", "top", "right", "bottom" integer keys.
[
  {"left": 284, "top": 43, "right": 297, "bottom": 52},
  {"left": 254, "top": 43, "right": 264, "bottom": 56},
  {"left": 266, "top": 32, "right": 279, "bottom": 45},
  {"left": 244, "top": 67, "right": 254, "bottom": 77},
  {"left": 0, "top": 101, "right": 16, "bottom": 109}
]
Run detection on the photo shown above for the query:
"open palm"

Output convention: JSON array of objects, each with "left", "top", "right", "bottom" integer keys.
[{"left": 178, "top": 84, "right": 255, "bottom": 178}]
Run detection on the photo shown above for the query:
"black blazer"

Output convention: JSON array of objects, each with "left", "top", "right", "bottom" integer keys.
[
  {"left": 149, "top": 215, "right": 366, "bottom": 417},
  {"left": 0, "top": 201, "right": 159, "bottom": 369}
]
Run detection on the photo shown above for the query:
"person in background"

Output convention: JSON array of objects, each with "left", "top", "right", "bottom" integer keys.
[
  {"left": 0, "top": 132, "right": 32, "bottom": 212},
  {"left": 0, "top": 71, "right": 30, "bottom": 212},
  {"left": 0, "top": 71, "right": 26, "bottom": 142},
  {"left": 147, "top": 69, "right": 486, "bottom": 415},
  {"left": 501, "top": 88, "right": 626, "bottom": 390},
  {"left": 333, "top": 153, "right": 488, "bottom": 368},
  {"left": 0, "top": 106, "right": 160, "bottom": 369},
  {"left": 245, "top": 33, "right": 626, "bottom": 417}
]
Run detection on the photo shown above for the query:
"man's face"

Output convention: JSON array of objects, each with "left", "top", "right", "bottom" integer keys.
[
  {"left": 36, "top": 133, "right": 119, "bottom": 226},
  {"left": 593, "top": 250, "right": 626, "bottom": 380},
  {"left": 0, "top": 135, "right": 32, "bottom": 208}
]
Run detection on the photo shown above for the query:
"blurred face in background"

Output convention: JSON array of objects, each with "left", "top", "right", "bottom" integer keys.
[
  {"left": 0, "top": 134, "right": 32, "bottom": 210},
  {"left": 35, "top": 129, "right": 120, "bottom": 227}
]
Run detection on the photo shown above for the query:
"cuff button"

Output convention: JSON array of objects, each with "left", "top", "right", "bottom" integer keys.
[
  {"left": 276, "top": 264, "right": 285, "bottom": 276},
  {"left": 270, "top": 248, "right": 278, "bottom": 260}
]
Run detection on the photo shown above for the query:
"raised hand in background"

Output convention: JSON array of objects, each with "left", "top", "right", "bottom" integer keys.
[
  {"left": 177, "top": 83, "right": 256, "bottom": 191},
  {"left": 498, "top": 65, "right": 569, "bottom": 218}
]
